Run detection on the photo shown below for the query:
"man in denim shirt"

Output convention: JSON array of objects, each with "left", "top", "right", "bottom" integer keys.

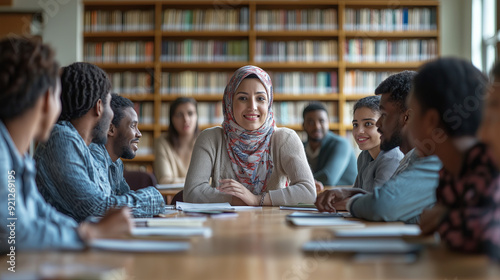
[
  {"left": 90, "top": 94, "right": 161, "bottom": 203},
  {"left": 0, "top": 38, "right": 130, "bottom": 252},
  {"left": 35, "top": 62, "right": 165, "bottom": 223}
]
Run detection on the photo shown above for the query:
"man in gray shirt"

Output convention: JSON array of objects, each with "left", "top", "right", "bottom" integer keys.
[{"left": 315, "top": 71, "right": 442, "bottom": 223}]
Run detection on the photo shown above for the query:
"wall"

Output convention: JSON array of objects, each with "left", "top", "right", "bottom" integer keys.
[
  {"left": 439, "top": 0, "right": 473, "bottom": 60},
  {"left": 12, "top": 0, "right": 82, "bottom": 66}
]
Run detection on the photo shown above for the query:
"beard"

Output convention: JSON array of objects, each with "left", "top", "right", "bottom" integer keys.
[
  {"left": 380, "top": 127, "right": 403, "bottom": 152},
  {"left": 91, "top": 109, "right": 112, "bottom": 145},
  {"left": 119, "top": 139, "right": 137, "bottom": 159}
]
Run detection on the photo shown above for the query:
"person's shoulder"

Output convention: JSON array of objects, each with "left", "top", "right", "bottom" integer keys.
[
  {"left": 273, "top": 127, "right": 299, "bottom": 141},
  {"left": 89, "top": 143, "right": 107, "bottom": 159},
  {"left": 48, "top": 121, "right": 82, "bottom": 144},
  {"left": 379, "top": 147, "right": 404, "bottom": 161},
  {"left": 195, "top": 126, "right": 224, "bottom": 145}
]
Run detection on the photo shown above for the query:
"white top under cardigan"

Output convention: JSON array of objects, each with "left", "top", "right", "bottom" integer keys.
[{"left": 183, "top": 126, "right": 316, "bottom": 205}]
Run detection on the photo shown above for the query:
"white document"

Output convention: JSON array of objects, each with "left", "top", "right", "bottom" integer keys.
[
  {"left": 333, "top": 225, "right": 422, "bottom": 237},
  {"left": 132, "top": 227, "right": 212, "bottom": 238},
  {"left": 176, "top": 201, "right": 234, "bottom": 211},
  {"left": 134, "top": 217, "right": 207, "bottom": 227},
  {"left": 156, "top": 183, "right": 184, "bottom": 189},
  {"left": 287, "top": 212, "right": 344, "bottom": 218},
  {"left": 288, "top": 217, "right": 364, "bottom": 227},
  {"left": 90, "top": 239, "right": 190, "bottom": 252},
  {"left": 279, "top": 206, "right": 319, "bottom": 211},
  {"left": 302, "top": 239, "right": 421, "bottom": 253},
  {"left": 231, "top": 206, "right": 262, "bottom": 211}
]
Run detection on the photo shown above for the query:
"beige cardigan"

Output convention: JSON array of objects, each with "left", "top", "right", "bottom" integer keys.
[
  {"left": 153, "top": 134, "right": 193, "bottom": 184},
  {"left": 184, "top": 127, "right": 316, "bottom": 205}
]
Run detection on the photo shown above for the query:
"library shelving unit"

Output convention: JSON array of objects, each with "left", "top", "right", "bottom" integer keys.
[{"left": 83, "top": 0, "right": 440, "bottom": 170}]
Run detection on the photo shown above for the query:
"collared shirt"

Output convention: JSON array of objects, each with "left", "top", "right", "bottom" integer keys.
[
  {"left": 90, "top": 143, "right": 165, "bottom": 216},
  {"left": 0, "top": 121, "right": 83, "bottom": 252},
  {"left": 353, "top": 148, "right": 404, "bottom": 192},
  {"left": 437, "top": 143, "right": 500, "bottom": 259},
  {"left": 34, "top": 121, "right": 164, "bottom": 222},
  {"left": 347, "top": 148, "right": 442, "bottom": 223}
]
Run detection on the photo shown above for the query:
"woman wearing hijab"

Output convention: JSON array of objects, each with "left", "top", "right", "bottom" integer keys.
[{"left": 184, "top": 66, "right": 316, "bottom": 206}]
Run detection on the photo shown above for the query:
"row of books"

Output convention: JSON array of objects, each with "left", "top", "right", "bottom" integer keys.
[
  {"left": 162, "top": 8, "right": 249, "bottom": 31},
  {"left": 344, "top": 39, "right": 438, "bottom": 62},
  {"left": 255, "top": 40, "right": 338, "bottom": 62},
  {"left": 110, "top": 72, "right": 153, "bottom": 94},
  {"left": 274, "top": 101, "right": 338, "bottom": 125},
  {"left": 134, "top": 102, "right": 154, "bottom": 125},
  {"left": 84, "top": 41, "right": 154, "bottom": 63},
  {"left": 344, "top": 8, "right": 437, "bottom": 31},
  {"left": 344, "top": 71, "right": 396, "bottom": 94},
  {"left": 161, "top": 40, "right": 248, "bottom": 62},
  {"left": 270, "top": 72, "right": 338, "bottom": 94},
  {"left": 84, "top": 10, "right": 155, "bottom": 32},
  {"left": 255, "top": 9, "right": 337, "bottom": 31}
]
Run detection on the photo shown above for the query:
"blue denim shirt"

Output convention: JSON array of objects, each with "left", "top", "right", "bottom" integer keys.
[
  {"left": 0, "top": 121, "right": 83, "bottom": 252},
  {"left": 89, "top": 143, "right": 165, "bottom": 216},
  {"left": 348, "top": 148, "right": 442, "bottom": 223},
  {"left": 34, "top": 121, "right": 164, "bottom": 222}
]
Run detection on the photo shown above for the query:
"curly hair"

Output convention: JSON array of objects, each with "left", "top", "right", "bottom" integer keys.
[
  {"left": 375, "top": 70, "right": 417, "bottom": 112},
  {"left": 0, "top": 37, "right": 59, "bottom": 121},
  {"left": 58, "top": 62, "right": 111, "bottom": 121},
  {"left": 110, "top": 93, "right": 134, "bottom": 127},
  {"left": 303, "top": 102, "right": 328, "bottom": 120},
  {"left": 353, "top": 95, "right": 381, "bottom": 115},
  {"left": 413, "top": 58, "right": 488, "bottom": 137}
]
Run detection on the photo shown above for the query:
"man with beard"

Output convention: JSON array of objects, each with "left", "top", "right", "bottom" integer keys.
[
  {"left": 302, "top": 103, "right": 357, "bottom": 192},
  {"left": 315, "top": 71, "right": 442, "bottom": 223},
  {"left": 35, "top": 63, "right": 164, "bottom": 222},
  {"left": 90, "top": 94, "right": 165, "bottom": 216}
]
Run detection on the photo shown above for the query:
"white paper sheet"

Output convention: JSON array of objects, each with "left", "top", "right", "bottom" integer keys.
[
  {"left": 132, "top": 227, "right": 212, "bottom": 238},
  {"left": 288, "top": 217, "right": 364, "bottom": 227},
  {"left": 333, "top": 225, "right": 422, "bottom": 237},
  {"left": 134, "top": 217, "right": 207, "bottom": 227},
  {"left": 176, "top": 202, "right": 234, "bottom": 211},
  {"left": 90, "top": 239, "right": 191, "bottom": 252},
  {"left": 302, "top": 239, "right": 421, "bottom": 253}
]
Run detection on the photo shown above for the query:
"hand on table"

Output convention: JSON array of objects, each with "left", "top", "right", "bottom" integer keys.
[
  {"left": 79, "top": 207, "right": 133, "bottom": 241},
  {"left": 217, "top": 179, "right": 259, "bottom": 206},
  {"left": 315, "top": 180, "right": 324, "bottom": 193},
  {"left": 315, "top": 188, "right": 350, "bottom": 212},
  {"left": 419, "top": 203, "right": 448, "bottom": 235}
]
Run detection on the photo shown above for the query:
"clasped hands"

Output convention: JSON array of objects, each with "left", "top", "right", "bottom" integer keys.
[{"left": 217, "top": 179, "right": 261, "bottom": 206}]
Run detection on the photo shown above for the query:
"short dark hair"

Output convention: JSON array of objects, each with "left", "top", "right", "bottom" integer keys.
[
  {"left": 58, "top": 62, "right": 111, "bottom": 121},
  {"left": 353, "top": 95, "right": 381, "bottom": 115},
  {"left": 413, "top": 57, "right": 488, "bottom": 137},
  {"left": 167, "top": 97, "right": 199, "bottom": 148},
  {"left": 303, "top": 102, "right": 328, "bottom": 120},
  {"left": 375, "top": 70, "right": 417, "bottom": 111},
  {"left": 110, "top": 93, "right": 134, "bottom": 127},
  {"left": 0, "top": 37, "right": 59, "bottom": 121}
]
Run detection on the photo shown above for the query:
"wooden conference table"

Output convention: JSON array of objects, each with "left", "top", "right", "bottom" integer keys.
[{"left": 3, "top": 208, "right": 499, "bottom": 279}]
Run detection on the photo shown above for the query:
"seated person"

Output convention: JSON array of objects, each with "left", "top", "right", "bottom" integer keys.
[
  {"left": 351, "top": 96, "right": 404, "bottom": 192},
  {"left": 315, "top": 71, "right": 442, "bottom": 223},
  {"left": 154, "top": 97, "right": 199, "bottom": 184},
  {"left": 0, "top": 37, "right": 131, "bottom": 252},
  {"left": 302, "top": 103, "right": 357, "bottom": 191},
  {"left": 90, "top": 94, "right": 165, "bottom": 214},
  {"left": 34, "top": 62, "right": 164, "bottom": 222},
  {"left": 411, "top": 58, "right": 499, "bottom": 260},
  {"left": 184, "top": 66, "right": 316, "bottom": 206}
]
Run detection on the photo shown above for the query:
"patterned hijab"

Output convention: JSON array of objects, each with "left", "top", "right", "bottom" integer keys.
[{"left": 222, "top": 65, "right": 275, "bottom": 194}]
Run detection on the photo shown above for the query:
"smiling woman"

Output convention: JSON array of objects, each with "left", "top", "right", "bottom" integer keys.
[{"left": 184, "top": 65, "right": 316, "bottom": 206}]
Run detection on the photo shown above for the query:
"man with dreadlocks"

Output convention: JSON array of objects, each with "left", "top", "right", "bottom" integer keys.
[{"left": 34, "top": 62, "right": 165, "bottom": 222}]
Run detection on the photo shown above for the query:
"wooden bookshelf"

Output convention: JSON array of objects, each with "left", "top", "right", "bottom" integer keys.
[{"left": 83, "top": 0, "right": 440, "bottom": 169}]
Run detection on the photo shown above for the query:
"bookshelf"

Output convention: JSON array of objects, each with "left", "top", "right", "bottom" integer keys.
[{"left": 83, "top": 0, "right": 440, "bottom": 171}]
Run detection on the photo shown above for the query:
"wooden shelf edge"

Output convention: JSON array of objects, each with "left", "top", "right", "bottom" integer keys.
[
  {"left": 93, "top": 63, "right": 155, "bottom": 69},
  {"left": 83, "top": 31, "right": 155, "bottom": 37},
  {"left": 162, "top": 31, "right": 250, "bottom": 37},
  {"left": 123, "top": 155, "right": 155, "bottom": 162},
  {"left": 343, "top": 30, "right": 438, "bottom": 37}
]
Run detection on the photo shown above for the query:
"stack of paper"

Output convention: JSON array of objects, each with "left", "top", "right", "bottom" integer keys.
[
  {"left": 279, "top": 204, "right": 318, "bottom": 211},
  {"left": 176, "top": 202, "right": 235, "bottom": 211},
  {"left": 90, "top": 239, "right": 191, "bottom": 252},
  {"left": 134, "top": 217, "right": 207, "bottom": 227},
  {"left": 302, "top": 239, "right": 422, "bottom": 254},
  {"left": 286, "top": 212, "right": 344, "bottom": 218},
  {"left": 131, "top": 227, "right": 212, "bottom": 238},
  {"left": 333, "top": 225, "right": 421, "bottom": 237},
  {"left": 156, "top": 183, "right": 184, "bottom": 189}
]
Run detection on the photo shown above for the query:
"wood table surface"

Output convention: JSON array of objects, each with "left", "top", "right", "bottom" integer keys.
[{"left": 3, "top": 207, "right": 499, "bottom": 280}]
